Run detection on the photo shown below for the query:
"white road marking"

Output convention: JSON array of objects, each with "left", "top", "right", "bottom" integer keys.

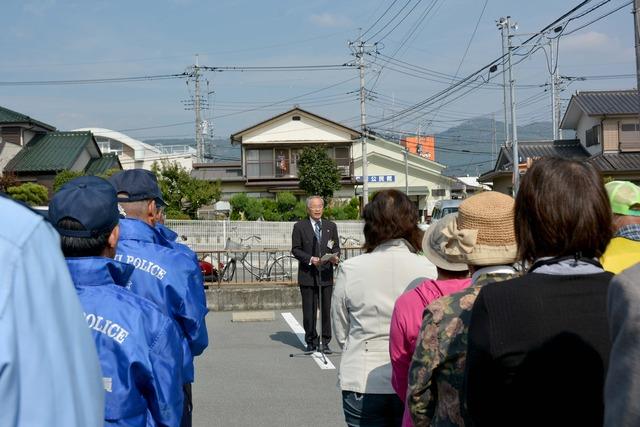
[{"left": 281, "top": 312, "right": 336, "bottom": 370}]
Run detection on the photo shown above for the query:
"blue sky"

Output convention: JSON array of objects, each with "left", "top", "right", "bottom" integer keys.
[{"left": 1, "top": 0, "right": 636, "bottom": 143}]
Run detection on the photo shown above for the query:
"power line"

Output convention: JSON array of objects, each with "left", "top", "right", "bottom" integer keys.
[
  {"left": 0, "top": 72, "right": 188, "bottom": 86},
  {"left": 366, "top": 0, "right": 601, "bottom": 128},
  {"left": 563, "top": 0, "right": 632, "bottom": 35},
  {"left": 361, "top": 0, "right": 402, "bottom": 38},
  {"left": 200, "top": 64, "right": 354, "bottom": 72},
  {"left": 364, "top": 0, "right": 417, "bottom": 42}
]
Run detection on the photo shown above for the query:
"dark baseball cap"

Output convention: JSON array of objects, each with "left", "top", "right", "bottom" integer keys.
[
  {"left": 108, "top": 169, "right": 165, "bottom": 205},
  {"left": 49, "top": 176, "right": 119, "bottom": 238}
]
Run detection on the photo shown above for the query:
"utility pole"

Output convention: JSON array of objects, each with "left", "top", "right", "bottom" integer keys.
[
  {"left": 492, "top": 113, "right": 497, "bottom": 165},
  {"left": 498, "top": 18, "right": 511, "bottom": 146},
  {"left": 349, "top": 36, "right": 375, "bottom": 207},
  {"left": 500, "top": 17, "right": 520, "bottom": 195},
  {"left": 404, "top": 148, "right": 409, "bottom": 195},
  {"left": 550, "top": 41, "right": 559, "bottom": 140},
  {"left": 194, "top": 55, "right": 204, "bottom": 163},
  {"left": 634, "top": 0, "right": 640, "bottom": 127},
  {"left": 183, "top": 55, "right": 209, "bottom": 163}
]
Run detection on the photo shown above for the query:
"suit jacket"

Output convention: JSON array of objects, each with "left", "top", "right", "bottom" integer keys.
[
  {"left": 291, "top": 218, "right": 340, "bottom": 286},
  {"left": 605, "top": 262, "right": 640, "bottom": 427}
]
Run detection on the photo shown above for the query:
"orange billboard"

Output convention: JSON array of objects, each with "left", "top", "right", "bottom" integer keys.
[{"left": 402, "top": 135, "right": 435, "bottom": 161}]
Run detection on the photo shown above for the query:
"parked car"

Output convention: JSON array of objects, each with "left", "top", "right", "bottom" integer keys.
[{"left": 429, "top": 199, "right": 462, "bottom": 224}]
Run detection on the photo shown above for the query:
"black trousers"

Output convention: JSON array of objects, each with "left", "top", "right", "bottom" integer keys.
[
  {"left": 181, "top": 383, "right": 192, "bottom": 427},
  {"left": 300, "top": 284, "right": 333, "bottom": 346}
]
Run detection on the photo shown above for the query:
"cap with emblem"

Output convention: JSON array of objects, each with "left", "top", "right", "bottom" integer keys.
[
  {"left": 49, "top": 176, "right": 119, "bottom": 238},
  {"left": 605, "top": 180, "right": 640, "bottom": 217},
  {"left": 108, "top": 169, "right": 165, "bottom": 206}
]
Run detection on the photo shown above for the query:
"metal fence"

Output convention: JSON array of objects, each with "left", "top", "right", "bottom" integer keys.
[
  {"left": 197, "top": 246, "right": 364, "bottom": 287},
  {"left": 166, "top": 219, "right": 365, "bottom": 251}
]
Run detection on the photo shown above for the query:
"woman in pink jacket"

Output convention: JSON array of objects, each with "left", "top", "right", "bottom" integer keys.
[{"left": 390, "top": 214, "right": 470, "bottom": 426}]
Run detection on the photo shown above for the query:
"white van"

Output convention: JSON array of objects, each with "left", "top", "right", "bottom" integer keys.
[{"left": 430, "top": 199, "right": 462, "bottom": 224}]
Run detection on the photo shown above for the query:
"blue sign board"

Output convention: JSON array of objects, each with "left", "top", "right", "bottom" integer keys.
[{"left": 355, "top": 175, "right": 396, "bottom": 183}]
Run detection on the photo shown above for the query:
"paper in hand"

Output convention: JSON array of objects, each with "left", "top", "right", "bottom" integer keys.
[{"left": 320, "top": 253, "right": 336, "bottom": 263}]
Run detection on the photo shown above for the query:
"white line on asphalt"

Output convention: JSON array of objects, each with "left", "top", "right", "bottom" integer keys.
[{"left": 281, "top": 312, "right": 336, "bottom": 370}]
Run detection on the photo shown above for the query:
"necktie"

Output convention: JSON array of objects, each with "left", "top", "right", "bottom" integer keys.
[{"left": 314, "top": 221, "right": 322, "bottom": 242}]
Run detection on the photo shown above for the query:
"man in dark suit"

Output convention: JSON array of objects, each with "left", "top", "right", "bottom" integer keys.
[{"left": 292, "top": 195, "right": 340, "bottom": 353}]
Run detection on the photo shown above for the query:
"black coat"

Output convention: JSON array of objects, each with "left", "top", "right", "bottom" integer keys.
[{"left": 291, "top": 218, "right": 340, "bottom": 286}]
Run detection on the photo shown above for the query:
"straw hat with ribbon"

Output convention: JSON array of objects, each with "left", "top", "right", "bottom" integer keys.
[{"left": 441, "top": 191, "right": 517, "bottom": 266}]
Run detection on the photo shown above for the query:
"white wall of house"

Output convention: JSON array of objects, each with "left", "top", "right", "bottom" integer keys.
[
  {"left": 241, "top": 114, "right": 354, "bottom": 144},
  {"left": 71, "top": 148, "right": 93, "bottom": 171},
  {"left": 118, "top": 153, "right": 194, "bottom": 171},
  {"left": 576, "top": 115, "right": 602, "bottom": 156},
  {"left": 0, "top": 142, "right": 22, "bottom": 173},
  {"left": 352, "top": 138, "right": 454, "bottom": 215},
  {"left": 75, "top": 128, "right": 196, "bottom": 171}
]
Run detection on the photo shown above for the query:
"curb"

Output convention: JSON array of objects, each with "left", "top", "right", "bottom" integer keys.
[{"left": 206, "top": 286, "right": 301, "bottom": 312}]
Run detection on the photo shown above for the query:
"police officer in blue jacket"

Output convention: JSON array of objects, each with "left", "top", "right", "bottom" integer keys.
[
  {"left": 154, "top": 203, "right": 200, "bottom": 266},
  {"left": 109, "top": 169, "right": 208, "bottom": 427},
  {"left": 49, "top": 176, "right": 185, "bottom": 427}
]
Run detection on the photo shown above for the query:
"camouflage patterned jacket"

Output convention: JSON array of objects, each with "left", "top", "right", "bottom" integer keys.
[{"left": 407, "top": 268, "right": 519, "bottom": 427}]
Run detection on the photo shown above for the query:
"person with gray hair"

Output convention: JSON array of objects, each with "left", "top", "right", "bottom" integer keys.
[{"left": 292, "top": 195, "right": 340, "bottom": 353}]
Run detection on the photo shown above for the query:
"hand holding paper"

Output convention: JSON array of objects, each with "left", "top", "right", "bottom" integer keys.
[{"left": 320, "top": 253, "right": 339, "bottom": 264}]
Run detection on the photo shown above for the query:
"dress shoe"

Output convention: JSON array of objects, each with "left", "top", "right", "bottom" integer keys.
[
  {"left": 322, "top": 344, "right": 333, "bottom": 354},
  {"left": 306, "top": 343, "right": 317, "bottom": 352}
]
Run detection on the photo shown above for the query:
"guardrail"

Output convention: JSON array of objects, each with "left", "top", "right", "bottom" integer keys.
[{"left": 197, "top": 246, "right": 364, "bottom": 287}]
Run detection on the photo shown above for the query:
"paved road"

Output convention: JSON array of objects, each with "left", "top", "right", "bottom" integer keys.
[{"left": 193, "top": 309, "right": 345, "bottom": 427}]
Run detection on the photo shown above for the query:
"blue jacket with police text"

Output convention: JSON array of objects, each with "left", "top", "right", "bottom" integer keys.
[
  {"left": 155, "top": 223, "right": 199, "bottom": 266},
  {"left": 115, "top": 218, "right": 208, "bottom": 382},
  {"left": 67, "top": 257, "right": 184, "bottom": 427}
]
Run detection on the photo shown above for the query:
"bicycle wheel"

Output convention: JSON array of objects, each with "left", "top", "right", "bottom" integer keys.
[
  {"left": 219, "top": 260, "right": 237, "bottom": 284},
  {"left": 267, "top": 255, "right": 296, "bottom": 282}
]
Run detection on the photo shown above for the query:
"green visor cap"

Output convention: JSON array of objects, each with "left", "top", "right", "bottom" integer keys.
[{"left": 606, "top": 180, "right": 640, "bottom": 217}]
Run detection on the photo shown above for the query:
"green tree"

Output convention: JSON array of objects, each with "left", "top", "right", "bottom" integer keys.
[
  {"left": 244, "top": 198, "right": 264, "bottom": 220},
  {"left": 7, "top": 182, "right": 49, "bottom": 206},
  {"left": 53, "top": 170, "right": 84, "bottom": 193},
  {"left": 297, "top": 146, "right": 341, "bottom": 201},
  {"left": 261, "top": 198, "right": 282, "bottom": 221},
  {"left": 97, "top": 168, "right": 122, "bottom": 179},
  {"left": 290, "top": 200, "right": 308, "bottom": 220},
  {"left": 276, "top": 191, "right": 297, "bottom": 213},
  {"left": 152, "top": 160, "right": 221, "bottom": 219},
  {"left": 229, "top": 193, "right": 249, "bottom": 220}
]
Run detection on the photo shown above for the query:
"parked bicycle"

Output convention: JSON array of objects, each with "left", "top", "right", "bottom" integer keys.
[
  {"left": 218, "top": 235, "right": 297, "bottom": 284},
  {"left": 339, "top": 235, "right": 362, "bottom": 247}
]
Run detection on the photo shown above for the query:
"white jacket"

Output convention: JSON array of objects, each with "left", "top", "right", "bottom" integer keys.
[{"left": 331, "top": 239, "right": 437, "bottom": 394}]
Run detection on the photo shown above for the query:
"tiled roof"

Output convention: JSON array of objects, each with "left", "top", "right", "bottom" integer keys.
[
  {"left": 497, "top": 139, "right": 589, "bottom": 171},
  {"left": 0, "top": 106, "right": 56, "bottom": 130},
  {"left": 85, "top": 153, "right": 122, "bottom": 175},
  {"left": 587, "top": 152, "right": 640, "bottom": 172},
  {"left": 574, "top": 90, "right": 639, "bottom": 116},
  {"left": 5, "top": 131, "right": 94, "bottom": 173}
]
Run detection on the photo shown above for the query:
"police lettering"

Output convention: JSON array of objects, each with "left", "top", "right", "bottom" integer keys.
[
  {"left": 84, "top": 313, "right": 129, "bottom": 344},
  {"left": 124, "top": 255, "right": 167, "bottom": 279}
]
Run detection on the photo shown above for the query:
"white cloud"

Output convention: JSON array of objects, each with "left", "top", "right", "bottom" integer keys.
[
  {"left": 561, "top": 31, "right": 612, "bottom": 51},
  {"left": 309, "top": 13, "right": 352, "bottom": 28}
]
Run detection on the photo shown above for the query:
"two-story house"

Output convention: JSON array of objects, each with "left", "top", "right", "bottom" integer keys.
[
  {"left": 228, "top": 107, "right": 359, "bottom": 198},
  {"left": 0, "top": 106, "right": 56, "bottom": 173},
  {"left": 192, "top": 107, "right": 457, "bottom": 220},
  {"left": 560, "top": 89, "right": 640, "bottom": 181}
]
